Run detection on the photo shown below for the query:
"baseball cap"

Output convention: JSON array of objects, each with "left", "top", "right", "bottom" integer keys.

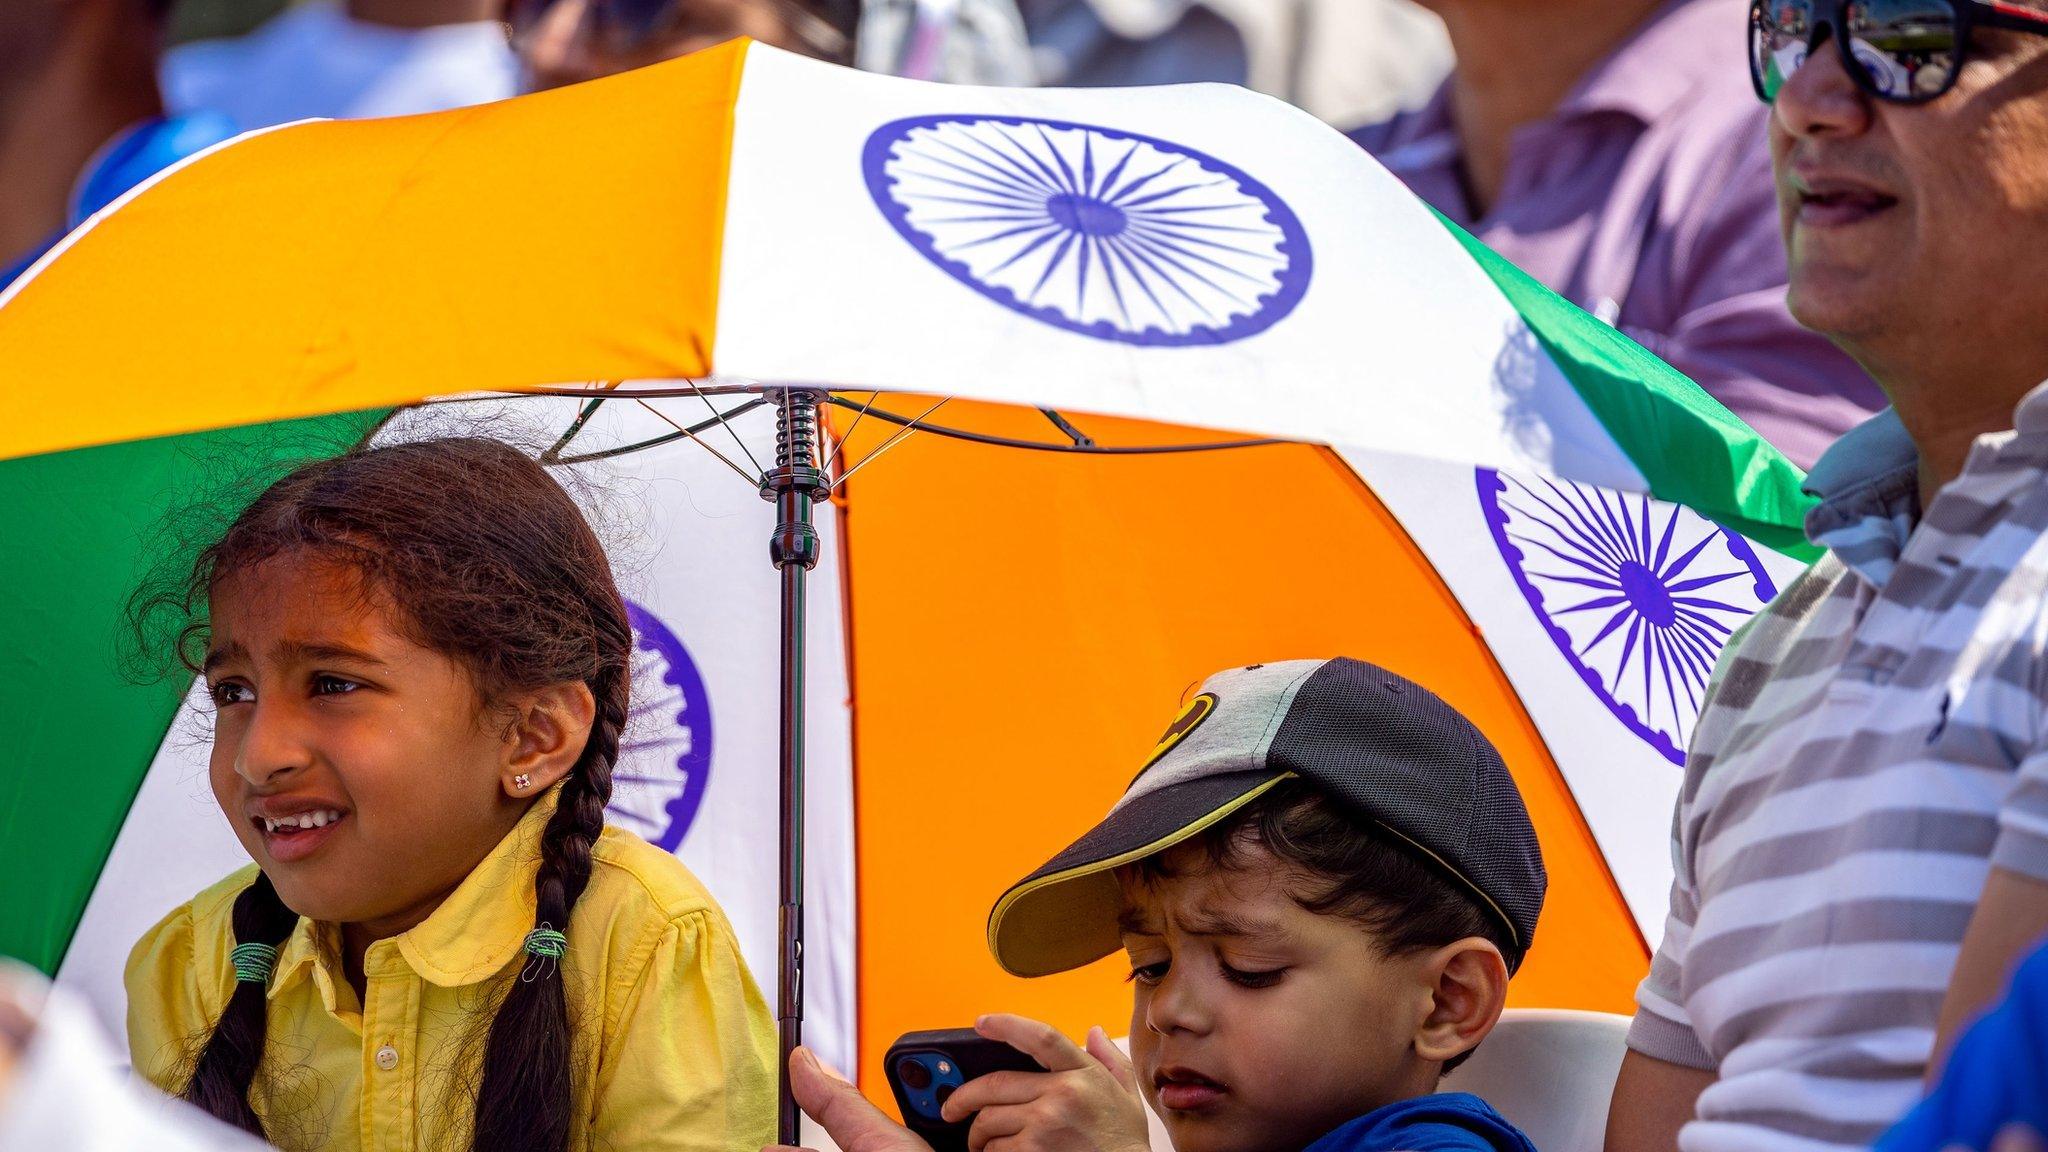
[{"left": 986, "top": 657, "right": 1546, "bottom": 978}]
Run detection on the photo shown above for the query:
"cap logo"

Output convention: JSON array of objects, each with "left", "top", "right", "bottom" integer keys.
[{"left": 1140, "top": 692, "right": 1217, "bottom": 775}]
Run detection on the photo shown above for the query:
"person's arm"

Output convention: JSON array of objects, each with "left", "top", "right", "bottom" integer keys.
[
  {"left": 1929, "top": 871, "right": 2048, "bottom": 1077},
  {"left": 595, "top": 908, "right": 780, "bottom": 1152},
  {"left": 1605, "top": 793, "right": 1717, "bottom": 1152},
  {"left": 1605, "top": 1051, "right": 1714, "bottom": 1152}
]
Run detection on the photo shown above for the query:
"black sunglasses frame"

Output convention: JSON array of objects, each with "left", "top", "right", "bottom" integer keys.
[{"left": 1749, "top": 0, "right": 2048, "bottom": 104}]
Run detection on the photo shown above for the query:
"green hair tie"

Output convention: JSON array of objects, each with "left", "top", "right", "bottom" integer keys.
[
  {"left": 522, "top": 928, "right": 567, "bottom": 960},
  {"left": 519, "top": 926, "right": 568, "bottom": 984},
  {"left": 230, "top": 942, "right": 280, "bottom": 985}
]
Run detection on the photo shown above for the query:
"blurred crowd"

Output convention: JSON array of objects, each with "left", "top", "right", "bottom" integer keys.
[{"left": 3, "top": 0, "right": 1885, "bottom": 468}]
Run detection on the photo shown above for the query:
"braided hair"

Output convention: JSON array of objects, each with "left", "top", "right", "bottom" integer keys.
[{"left": 147, "top": 437, "right": 633, "bottom": 1151}]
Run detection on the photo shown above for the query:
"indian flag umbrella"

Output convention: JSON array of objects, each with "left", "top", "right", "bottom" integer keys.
[{"left": 0, "top": 37, "right": 1814, "bottom": 1129}]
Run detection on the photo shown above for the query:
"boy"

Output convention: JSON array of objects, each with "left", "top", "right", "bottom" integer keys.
[{"left": 779, "top": 657, "right": 1546, "bottom": 1152}]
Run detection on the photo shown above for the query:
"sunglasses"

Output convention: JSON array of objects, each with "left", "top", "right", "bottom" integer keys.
[{"left": 1750, "top": 0, "right": 2048, "bottom": 103}]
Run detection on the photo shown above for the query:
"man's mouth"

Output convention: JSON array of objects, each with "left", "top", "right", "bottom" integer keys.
[
  {"left": 1154, "top": 1066, "right": 1227, "bottom": 1112},
  {"left": 1795, "top": 179, "right": 1898, "bottom": 228},
  {"left": 248, "top": 806, "right": 349, "bottom": 863}
]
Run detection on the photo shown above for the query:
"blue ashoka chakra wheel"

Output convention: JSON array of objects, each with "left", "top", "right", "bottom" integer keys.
[
  {"left": 862, "top": 114, "right": 1312, "bottom": 346},
  {"left": 1476, "top": 469, "right": 1778, "bottom": 765},
  {"left": 609, "top": 600, "right": 714, "bottom": 851}
]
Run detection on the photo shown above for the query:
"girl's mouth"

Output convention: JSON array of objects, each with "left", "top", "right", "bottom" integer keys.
[
  {"left": 1155, "top": 1067, "right": 1227, "bottom": 1112},
  {"left": 253, "top": 809, "right": 347, "bottom": 863}
]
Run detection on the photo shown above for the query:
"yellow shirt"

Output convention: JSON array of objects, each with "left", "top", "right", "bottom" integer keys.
[{"left": 125, "top": 793, "right": 777, "bottom": 1152}]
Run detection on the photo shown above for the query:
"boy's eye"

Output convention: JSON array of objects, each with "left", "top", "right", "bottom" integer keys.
[
  {"left": 1219, "top": 961, "right": 1286, "bottom": 989},
  {"left": 1125, "top": 961, "right": 1170, "bottom": 986},
  {"left": 208, "top": 681, "right": 253, "bottom": 707},
  {"left": 312, "top": 674, "right": 361, "bottom": 696}
]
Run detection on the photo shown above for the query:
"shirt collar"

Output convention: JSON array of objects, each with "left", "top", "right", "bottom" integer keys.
[
  {"left": 1555, "top": 0, "right": 1746, "bottom": 123},
  {"left": 269, "top": 785, "right": 562, "bottom": 1000},
  {"left": 1799, "top": 407, "right": 1919, "bottom": 582},
  {"left": 1801, "top": 380, "right": 2048, "bottom": 583},
  {"left": 1367, "top": 0, "right": 1741, "bottom": 199}
]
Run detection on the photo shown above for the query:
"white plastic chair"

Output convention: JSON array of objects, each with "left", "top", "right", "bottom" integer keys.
[{"left": 1440, "top": 1008, "right": 1632, "bottom": 1152}]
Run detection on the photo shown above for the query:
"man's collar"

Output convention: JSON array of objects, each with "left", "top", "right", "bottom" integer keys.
[
  {"left": 1556, "top": 0, "right": 1748, "bottom": 124},
  {"left": 1800, "top": 407, "right": 1919, "bottom": 573},
  {"left": 270, "top": 785, "right": 564, "bottom": 999},
  {"left": 1802, "top": 406, "right": 1917, "bottom": 506},
  {"left": 1369, "top": 0, "right": 1745, "bottom": 179}
]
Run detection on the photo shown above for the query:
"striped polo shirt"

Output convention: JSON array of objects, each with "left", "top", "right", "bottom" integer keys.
[{"left": 1628, "top": 384, "right": 2048, "bottom": 1152}]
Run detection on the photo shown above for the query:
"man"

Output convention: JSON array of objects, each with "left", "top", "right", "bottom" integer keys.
[
  {"left": 161, "top": 1, "right": 519, "bottom": 130},
  {"left": 0, "top": 0, "right": 235, "bottom": 291},
  {"left": 1605, "top": 2, "right": 2048, "bottom": 1149},
  {"left": 1349, "top": 0, "right": 1884, "bottom": 469}
]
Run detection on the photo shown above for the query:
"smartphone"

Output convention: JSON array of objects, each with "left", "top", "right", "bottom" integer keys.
[{"left": 884, "top": 1028, "right": 1045, "bottom": 1152}]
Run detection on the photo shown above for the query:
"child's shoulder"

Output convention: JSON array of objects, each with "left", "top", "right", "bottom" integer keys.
[
  {"left": 586, "top": 824, "right": 728, "bottom": 927},
  {"left": 1308, "top": 1092, "right": 1537, "bottom": 1152}
]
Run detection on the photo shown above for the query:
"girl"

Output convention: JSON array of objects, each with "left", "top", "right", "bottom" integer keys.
[{"left": 123, "top": 437, "right": 776, "bottom": 1152}]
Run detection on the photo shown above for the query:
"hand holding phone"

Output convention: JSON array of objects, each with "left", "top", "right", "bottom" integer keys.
[
  {"left": 884, "top": 1015, "right": 1152, "bottom": 1152},
  {"left": 885, "top": 1028, "right": 1044, "bottom": 1152}
]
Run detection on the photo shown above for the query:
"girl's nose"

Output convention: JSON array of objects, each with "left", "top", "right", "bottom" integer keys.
[
  {"left": 233, "top": 702, "right": 314, "bottom": 786},
  {"left": 1774, "top": 28, "right": 1875, "bottom": 140}
]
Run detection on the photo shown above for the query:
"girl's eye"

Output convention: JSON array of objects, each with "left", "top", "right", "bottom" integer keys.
[
  {"left": 1219, "top": 962, "right": 1286, "bottom": 989},
  {"left": 312, "top": 674, "right": 361, "bottom": 696},
  {"left": 208, "top": 681, "right": 253, "bottom": 707},
  {"left": 1125, "top": 961, "right": 1170, "bottom": 986}
]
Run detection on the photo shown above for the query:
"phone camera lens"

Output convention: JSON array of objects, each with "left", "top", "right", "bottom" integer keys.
[
  {"left": 935, "top": 1084, "right": 955, "bottom": 1109},
  {"left": 898, "top": 1057, "right": 933, "bottom": 1091}
]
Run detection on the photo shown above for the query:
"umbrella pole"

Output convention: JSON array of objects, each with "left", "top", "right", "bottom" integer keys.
[{"left": 762, "top": 389, "right": 829, "bottom": 1146}]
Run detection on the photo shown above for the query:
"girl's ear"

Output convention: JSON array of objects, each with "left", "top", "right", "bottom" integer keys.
[
  {"left": 1411, "top": 938, "right": 1509, "bottom": 1067},
  {"left": 500, "top": 680, "right": 599, "bottom": 799}
]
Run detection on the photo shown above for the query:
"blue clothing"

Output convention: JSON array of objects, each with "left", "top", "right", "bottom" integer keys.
[
  {"left": 1304, "top": 1092, "right": 1538, "bottom": 1152},
  {"left": 1877, "top": 940, "right": 2048, "bottom": 1152},
  {"left": 0, "top": 112, "right": 237, "bottom": 290}
]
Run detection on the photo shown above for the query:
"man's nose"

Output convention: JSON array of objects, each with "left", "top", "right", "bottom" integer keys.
[
  {"left": 1773, "top": 27, "right": 1875, "bottom": 139},
  {"left": 233, "top": 701, "right": 314, "bottom": 788}
]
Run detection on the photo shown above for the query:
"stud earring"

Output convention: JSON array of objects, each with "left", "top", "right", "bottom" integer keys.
[{"left": 513, "top": 773, "right": 533, "bottom": 792}]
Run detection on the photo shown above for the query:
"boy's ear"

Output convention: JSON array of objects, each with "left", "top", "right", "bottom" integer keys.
[
  {"left": 1411, "top": 937, "right": 1509, "bottom": 1066},
  {"left": 500, "top": 681, "right": 598, "bottom": 799}
]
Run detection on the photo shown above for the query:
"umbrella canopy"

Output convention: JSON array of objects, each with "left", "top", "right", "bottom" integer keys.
[{"left": 0, "top": 38, "right": 1816, "bottom": 1103}]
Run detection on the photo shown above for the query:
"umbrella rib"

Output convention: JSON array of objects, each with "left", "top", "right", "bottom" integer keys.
[
  {"left": 634, "top": 398, "right": 762, "bottom": 486},
  {"left": 831, "top": 396, "right": 953, "bottom": 492},
  {"left": 821, "top": 390, "right": 882, "bottom": 479},
  {"left": 684, "top": 377, "right": 765, "bottom": 477},
  {"left": 540, "top": 396, "right": 611, "bottom": 464}
]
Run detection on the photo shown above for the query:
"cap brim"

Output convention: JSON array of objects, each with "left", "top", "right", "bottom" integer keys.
[{"left": 987, "top": 770, "right": 1290, "bottom": 977}]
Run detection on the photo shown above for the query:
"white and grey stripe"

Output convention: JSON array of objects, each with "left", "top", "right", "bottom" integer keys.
[{"left": 1627, "top": 391, "right": 2048, "bottom": 1152}]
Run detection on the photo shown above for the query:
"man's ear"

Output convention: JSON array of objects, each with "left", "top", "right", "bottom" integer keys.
[
  {"left": 499, "top": 681, "right": 598, "bottom": 800},
  {"left": 1412, "top": 937, "right": 1509, "bottom": 1066}
]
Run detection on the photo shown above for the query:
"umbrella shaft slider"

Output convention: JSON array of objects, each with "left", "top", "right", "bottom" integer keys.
[{"left": 763, "top": 390, "right": 829, "bottom": 571}]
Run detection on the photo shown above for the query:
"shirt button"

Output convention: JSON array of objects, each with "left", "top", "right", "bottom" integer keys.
[{"left": 375, "top": 1044, "right": 399, "bottom": 1071}]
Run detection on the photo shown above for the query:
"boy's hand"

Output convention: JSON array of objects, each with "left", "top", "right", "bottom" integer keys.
[{"left": 941, "top": 1014, "right": 1152, "bottom": 1152}]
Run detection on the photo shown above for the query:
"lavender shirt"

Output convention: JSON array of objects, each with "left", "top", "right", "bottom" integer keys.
[{"left": 1348, "top": 0, "right": 1884, "bottom": 469}]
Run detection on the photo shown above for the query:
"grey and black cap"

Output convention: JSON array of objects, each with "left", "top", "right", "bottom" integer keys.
[{"left": 986, "top": 657, "right": 1547, "bottom": 978}]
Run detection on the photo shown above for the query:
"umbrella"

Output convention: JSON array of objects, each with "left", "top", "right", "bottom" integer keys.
[{"left": 0, "top": 39, "right": 1815, "bottom": 1131}]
